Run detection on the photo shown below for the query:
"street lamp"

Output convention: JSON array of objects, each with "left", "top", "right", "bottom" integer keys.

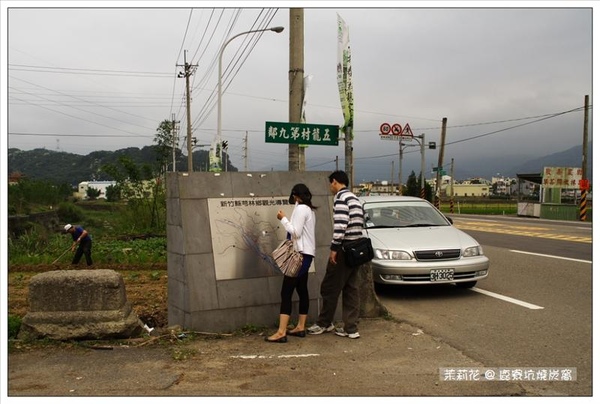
[{"left": 215, "top": 26, "right": 285, "bottom": 172}]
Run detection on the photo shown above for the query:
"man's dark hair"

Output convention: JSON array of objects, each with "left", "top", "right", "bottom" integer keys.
[{"left": 328, "top": 170, "right": 349, "bottom": 186}]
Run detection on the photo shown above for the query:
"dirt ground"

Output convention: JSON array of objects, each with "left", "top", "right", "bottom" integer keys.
[
  {"left": 7, "top": 263, "right": 169, "bottom": 328},
  {"left": 8, "top": 317, "right": 540, "bottom": 397},
  {"left": 6, "top": 265, "right": 583, "bottom": 397}
]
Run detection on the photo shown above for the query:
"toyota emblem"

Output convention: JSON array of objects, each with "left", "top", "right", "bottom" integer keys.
[{"left": 435, "top": 251, "right": 444, "bottom": 258}]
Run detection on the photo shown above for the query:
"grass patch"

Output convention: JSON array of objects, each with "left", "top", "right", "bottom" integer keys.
[{"left": 8, "top": 315, "right": 22, "bottom": 339}]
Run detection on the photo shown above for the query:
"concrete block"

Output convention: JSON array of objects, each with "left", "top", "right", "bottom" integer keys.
[
  {"left": 230, "top": 172, "right": 283, "bottom": 197},
  {"left": 167, "top": 171, "right": 338, "bottom": 333},
  {"left": 185, "top": 254, "right": 219, "bottom": 311},
  {"left": 19, "top": 270, "right": 142, "bottom": 340},
  {"left": 178, "top": 172, "right": 234, "bottom": 199},
  {"left": 216, "top": 277, "right": 273, "bottom": 309},
  {"left": 180, "top": 199, "right": 212, "bottom": 255},
  {"left": 166, "top": 197, "right": 182, "bottom": 227}
]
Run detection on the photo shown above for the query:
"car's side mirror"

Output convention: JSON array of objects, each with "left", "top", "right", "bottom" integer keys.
[{"left": 446, "top": 216, "right": 453, "bottom": 224}]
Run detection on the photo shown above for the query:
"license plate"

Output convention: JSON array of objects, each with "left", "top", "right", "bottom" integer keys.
[{"left": 430, "top": 269, "right": 454, "bottom": 281}]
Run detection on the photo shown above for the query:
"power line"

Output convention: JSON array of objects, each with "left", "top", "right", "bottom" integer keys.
[
  {"left": 9, "top": 132, "right": 148, "bottom": 138},
  {"left": 9, "top": 94, "right": 153, "bottom": 138},
  {"left": 9, "top": 77, "right": 157, "bottom": 130},
  {"left": 9, "top": 63, "right": 173, "bottom": 77}
]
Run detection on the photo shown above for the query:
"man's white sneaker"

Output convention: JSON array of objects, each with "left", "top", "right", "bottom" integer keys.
[
  {"left": 334, "top": 327, "right": 360, "bottom": 339},
  {"left": 307, "top": 323, "right": 335, "bottom": 335}
]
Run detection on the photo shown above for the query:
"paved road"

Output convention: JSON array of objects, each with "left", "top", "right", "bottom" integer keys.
[{"left": 378, "top": 215, "right": 592, "bottom": 396}]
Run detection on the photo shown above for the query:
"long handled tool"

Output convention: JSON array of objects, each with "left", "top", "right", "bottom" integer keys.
[{"left": 52, "top": 247, "right": 72, "bottom": 264}]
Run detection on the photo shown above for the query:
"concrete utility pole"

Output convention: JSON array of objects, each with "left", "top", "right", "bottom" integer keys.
[
  {"left": 450, "top": 158, "right": 455, "bottom": 213},
  {"left": 435, "top": 117, "right": 447, "bottom": 208},
  {"left": 582, "top": 94, "right": 589, "bottom": 180},
  {"left": 580, "top": 94, "right": 590, "bottom": 221},
  {"left": 398, "top": 140, "right": 403, "bottom": 195},
  {"left": 288, "top": 8, "right": 304, "bottom": 171},
  {"left": 243, "top": 131, "right": 249, "bottom": 171},
  {"left": 177, "top": 50, "right": 197, "bottom": 172},
  {"left": 346, "top": 130, "right": 354, "bottom": 188},
  {"left": 390, "top": 160, "right": 394, "bottom": 193},
  {"left": 419, "top": 134, "right": 425, "bottom": 198},
  {"left": 171, "top": 113, "right": 180, "bottom": 172}
]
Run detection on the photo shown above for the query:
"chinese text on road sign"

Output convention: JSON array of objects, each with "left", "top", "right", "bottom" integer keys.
[{"left": 265, "top": 121, "right": 339, "bottom": 146}]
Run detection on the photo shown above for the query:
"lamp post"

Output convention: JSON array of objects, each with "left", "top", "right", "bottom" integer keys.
[{"left": 216, "top": 26, "right": 284, "bottom": 172}]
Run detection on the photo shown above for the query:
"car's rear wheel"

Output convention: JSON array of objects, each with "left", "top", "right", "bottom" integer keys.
[{"left": 455, "top": 281, "right": 477, "bottom": 289}]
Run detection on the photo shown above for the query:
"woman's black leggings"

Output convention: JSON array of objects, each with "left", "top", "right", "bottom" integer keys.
[{"left": 279, "top": 254, "right": 313, "bottom": 315}]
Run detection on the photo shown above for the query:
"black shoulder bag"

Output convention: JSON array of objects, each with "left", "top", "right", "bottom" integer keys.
[{"left": 342, "top": 204, "right": 374, "bottom": 267}]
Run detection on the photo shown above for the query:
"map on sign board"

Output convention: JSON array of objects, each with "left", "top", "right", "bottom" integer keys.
[{"left": 207, "top": 197, "right": 314, "bottom": 280}]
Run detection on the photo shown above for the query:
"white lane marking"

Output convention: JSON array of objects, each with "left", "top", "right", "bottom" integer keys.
[
  {"left": 231, "top": 354, "right": 320, "bottom": 359},
  {"left": 510, "top": 250, "right": 592, "bottom": 264},
  {"left": 471, "top": 288, "right": 544, "bottom": 310}
]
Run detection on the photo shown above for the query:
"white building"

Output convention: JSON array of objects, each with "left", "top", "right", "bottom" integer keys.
[{"left": 76, "top": 181, "right": 116, "bottom": 200}]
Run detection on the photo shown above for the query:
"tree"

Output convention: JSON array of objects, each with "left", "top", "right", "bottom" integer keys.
[
  {"left": 403, "top": 170, "right": 432, "bottom": 201},
  {"left": 101, "top": 156, "right": 165, "bottom": 233},
  {"left": 405, "top": 171, "right": 419, "bottom": 197},
  {"left": 86, "top": 186, "right": 101, "bottom": 200},
  {"left": 154, "top": 119, "right": 176, "bottom": 174},
  {"left": 105, "top": 185, "right": 121, "bottom": 202},
  {"left": 8, "top": 178, "right": 72, "bottom": 215}
]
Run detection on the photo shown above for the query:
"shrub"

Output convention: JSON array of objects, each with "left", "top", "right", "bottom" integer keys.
[
  {"left": 57, "top": 202, "right": 85, "bottom": 223},
  {"left": 8, "top": 315, "right": 22, "bottom": 339}
]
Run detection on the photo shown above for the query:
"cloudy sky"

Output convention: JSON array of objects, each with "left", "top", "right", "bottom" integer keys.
[{"left": 2, "top": 2, "right": 594, "bottom": 182}]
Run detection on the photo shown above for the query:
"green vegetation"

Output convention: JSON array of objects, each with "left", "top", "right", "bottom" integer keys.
[
  {"left": 8, "top": 225, "right": 167, "bottom": 266},
  {"left": 9, "top": 133, "right": 173, "bottom": 265},
  {"left": 8, "top": 315, "right": 22, "bottom": 339},
  {"left": 438, "top": 200, "right": 518, "bottom": 215},
  {"left": 9, "top": 184, "right": 168, "bottom": 266},
  {"left": 8, "top": 178, "right": 72, "bottom": 215}
]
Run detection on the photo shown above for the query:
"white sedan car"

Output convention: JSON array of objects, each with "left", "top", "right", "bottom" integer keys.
[{"left": 360, "top": 195, "right": 489, "bottom": 288}]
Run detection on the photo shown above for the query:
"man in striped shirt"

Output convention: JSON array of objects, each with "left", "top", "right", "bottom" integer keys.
[{"left": 307, "top": 170, "right": 364, "bottom": 339}]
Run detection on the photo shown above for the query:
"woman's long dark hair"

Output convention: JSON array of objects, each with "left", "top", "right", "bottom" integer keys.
[{"left": 290, "top": 183, "right": 317, "bottom": 210}]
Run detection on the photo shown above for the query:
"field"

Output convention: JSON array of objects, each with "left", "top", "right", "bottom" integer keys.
[{"left": 8, "top": 263, "right": 169, "bottom": 329}]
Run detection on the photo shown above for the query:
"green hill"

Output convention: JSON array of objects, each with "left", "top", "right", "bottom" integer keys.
[{"left": 8, "top": 147, "right": 236, "bottom": 186}]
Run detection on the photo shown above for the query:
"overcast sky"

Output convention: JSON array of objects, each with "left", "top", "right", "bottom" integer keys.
[{"left": 1, "top": 2, "right": 594, "bottom": 182}]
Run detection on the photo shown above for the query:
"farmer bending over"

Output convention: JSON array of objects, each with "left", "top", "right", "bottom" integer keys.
[{"left": 64, "top": 224, "right": 93, "bottom": 266}]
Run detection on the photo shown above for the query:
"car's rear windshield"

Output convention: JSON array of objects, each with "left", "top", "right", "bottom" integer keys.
[{"left": 364, "top": 201, "right": 450, "bottom": 228}]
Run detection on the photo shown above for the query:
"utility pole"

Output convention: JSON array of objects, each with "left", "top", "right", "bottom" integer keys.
[
  {"left": 582, "top": 94, "right": 589, "bottom": 180},
  {"left": 390, "top": 160, "right": 394, "bottom": 195},
  {"left": 435, "top": 117, "right": 447, "bottom": 208},
  {"left": 450, "top": 158, "right": 455, "bottom": 213},
  {"left": 398, "top": 140, "right": 404, "bottom": 195},
  {"left": 580, "top": 94, "right": 590, "bottom": 221},
  {"left": 419, "top": 134, "right": 425, "bottom": 199},
  {"left": 289, "top": 8, "right": 304, "bottom": 171},
  {"left": 171, "top": 113, "right": 180, "bottom": 172},
  {"left": 177, "top": 50, "right": 197, "bottom": 172},
  {"left": 243, "top": 131, "right": 249, "bottom": 171}
]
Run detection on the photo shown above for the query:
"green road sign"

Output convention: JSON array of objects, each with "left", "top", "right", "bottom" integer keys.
[{"left": 265, "top": 121, "right": 339, "bottom": 146}]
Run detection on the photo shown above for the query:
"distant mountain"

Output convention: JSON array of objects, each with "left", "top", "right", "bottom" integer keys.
[
  {"left": 7, "top": 143, "right": 590, "bottom": 186},
  {"left": 509, "top": 142, "right": 592, "bottom": 179},
  {"left": 422, "top": 143, "right": 592, "bottom": 181},
  {"left": 7, "top": 147, "right": 237, "bottom": 186}
]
